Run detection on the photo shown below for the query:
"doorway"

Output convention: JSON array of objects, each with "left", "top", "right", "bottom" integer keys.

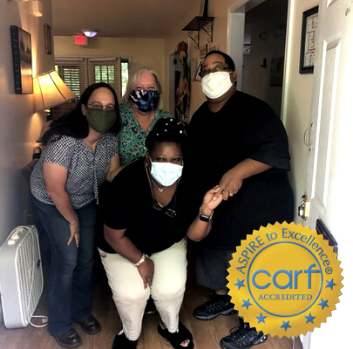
[{"left": 228, "top": 0, "right": 288, "bottom": 117}]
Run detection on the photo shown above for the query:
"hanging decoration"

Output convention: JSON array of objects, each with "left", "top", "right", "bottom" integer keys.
[{"left": 175, "top": 41, "right": 190, "bottom": 125}]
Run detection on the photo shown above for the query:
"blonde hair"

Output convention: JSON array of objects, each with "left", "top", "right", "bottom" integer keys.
[{"left": 122, "top": 67, "right": 162, "bottom": 104}]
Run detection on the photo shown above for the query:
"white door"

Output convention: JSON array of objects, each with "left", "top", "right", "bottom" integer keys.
[{"left": 303, "top": 0, "right": 353, "bottom": 348}]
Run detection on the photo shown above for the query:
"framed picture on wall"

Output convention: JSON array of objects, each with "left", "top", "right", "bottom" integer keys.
[
  {"left": 195, "top": 59, "right": 204, "bottom": 82},
  {"left": 10, "top": 25, "right": 33, "bottom": 94},
  {"left": 299, "top": 6, "right": 319, "bottom": 74},
  {"left": 44, "top": 23, "right": 52, "bottom": 55}
]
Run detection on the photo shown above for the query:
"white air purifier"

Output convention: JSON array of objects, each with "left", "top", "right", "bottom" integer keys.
[{"left": 0, "top": 225, "right": 43, "bottom": 328}]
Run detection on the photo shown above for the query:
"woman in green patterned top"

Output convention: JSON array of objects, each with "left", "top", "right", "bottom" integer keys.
[{"left": 118, "top": 67, "right": 172, "bottom": 166}]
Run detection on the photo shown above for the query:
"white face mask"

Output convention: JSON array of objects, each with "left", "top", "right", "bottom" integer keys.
[
  {"left": 150, "top": 162, "right": 183, "bottom": 187},
  {"left": 201, "top": 71, "right": 234, "bottom": 99}
]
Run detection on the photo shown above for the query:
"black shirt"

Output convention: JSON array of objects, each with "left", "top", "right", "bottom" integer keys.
[
  {"left": 99, "top": 159, "right": 198, "bottom": 255},
  {"left": 186, "top": 91, "right": 294, "bottom": 249}
]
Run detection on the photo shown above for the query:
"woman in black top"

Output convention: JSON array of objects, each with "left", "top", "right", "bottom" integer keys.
[{"left": 99, "top": 118, "right": 223, "bottom": 349}]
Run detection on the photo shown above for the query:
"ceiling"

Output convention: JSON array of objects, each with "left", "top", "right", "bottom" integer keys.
[{"left": 51, "top": 0, "right": 201, "bottom": 38}]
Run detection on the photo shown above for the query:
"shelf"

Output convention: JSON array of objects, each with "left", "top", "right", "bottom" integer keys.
[{"left": 182, "top": 16, "right": 214, "bottom": 48}]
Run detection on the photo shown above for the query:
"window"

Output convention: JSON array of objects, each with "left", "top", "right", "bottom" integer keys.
[
  {"left": 55, "top": 57, "right": 130, "bottom": 100},
  {"left": 55, "top": 60, "right": 87, "bottom": 97},
  {"left": 121, "top": 59, "right": 129, "bottom": 97}
]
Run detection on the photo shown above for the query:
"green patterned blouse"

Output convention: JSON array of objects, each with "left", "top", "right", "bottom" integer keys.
[{"left": 118, "top": 102, "right": 172, "bottom": 166}]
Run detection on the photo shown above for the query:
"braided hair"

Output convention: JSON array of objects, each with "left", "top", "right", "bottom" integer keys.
[{"left": 145, "top": 118, "right": 186, "bottom": 154}]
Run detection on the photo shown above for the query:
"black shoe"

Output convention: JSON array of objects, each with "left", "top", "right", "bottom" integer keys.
[
  {"left": 54, "top": 328, "right": 82, "bottom": 349},
  {"left": 112, "top": 331, "right": 138, "bottom": 349},
  {"left": 220, "top": 323, "right": 267, "bottom": 349},
  {"left": 144, "top": 297, "right": 157, "bottom": 315},
  {"left": 76, "top": 315, "right": 101, "bottom": 335},
  {"left": 158, "top": 322, "right": 194, "bottom": 349},
  {"left": 193, "top": 294, "right": 236, "bottom": 320}
]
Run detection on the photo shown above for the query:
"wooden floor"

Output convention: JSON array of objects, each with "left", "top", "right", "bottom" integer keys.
[{"left": 0, "top": 245, "right": 302, "bottom": 349}]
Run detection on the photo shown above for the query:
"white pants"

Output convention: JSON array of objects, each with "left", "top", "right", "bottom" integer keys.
[{"left": 98, "top": 238, "right": 187, "bottom": 341}]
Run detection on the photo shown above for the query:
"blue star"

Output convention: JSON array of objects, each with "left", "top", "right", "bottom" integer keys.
[
  {"left": 256, "top": 313, "right": 266, "bottom": 324},
  {"left": 235, "top": 279, "right": 245, "bottom": 289},
  {"left": 318, "top": 299, "right": 329, "bottom": 309},
  {"left": 326, "top": 279, "right": 336, "bottom": 290},
  {"left": 280, "top": 321, "right": 291, "bottom": 331},
  {"left": 304, "top": 313, "right": 315, "bottom": 323},
  {"left": 242, "top": 299, "right": 252, "bottom": 309}
]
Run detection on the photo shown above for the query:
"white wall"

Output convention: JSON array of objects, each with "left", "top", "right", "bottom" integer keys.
[
  {"left": 0, "top": 0, "right": 54, "bottom": 323},
  {"left": 282, "top": 0, "right": 318, "bottom": 225},
  {"left": 0, "top": 2, "right": 54, "bottom": 243}
]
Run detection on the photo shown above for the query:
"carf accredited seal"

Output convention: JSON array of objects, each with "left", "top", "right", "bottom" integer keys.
[{"left": 227, "top": 222, "right": 343, "bottom": 337}]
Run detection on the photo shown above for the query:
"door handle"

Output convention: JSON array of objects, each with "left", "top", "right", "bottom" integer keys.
[
  {"left": 304, "top": 123, "right": 314, "bottom": 151},
  {"left": 298, "top": 194, "right": 310, "bottom": 220}
]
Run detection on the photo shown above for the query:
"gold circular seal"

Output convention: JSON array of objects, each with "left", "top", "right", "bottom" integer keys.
[{"left": 227, "top": 222, "right": 343, "bottom": 337}]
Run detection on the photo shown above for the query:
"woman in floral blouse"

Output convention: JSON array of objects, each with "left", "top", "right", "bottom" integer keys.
[{"left": 118, "top": 67, "right": 172, "bottom": 166}]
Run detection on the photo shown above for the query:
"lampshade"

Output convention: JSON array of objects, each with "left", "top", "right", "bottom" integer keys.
[
  {"left": 82, "top": 29, "right": 98, "bottom": 38},
  {"left": 33, "top": 70, "right": 75, "bottom": 112}
]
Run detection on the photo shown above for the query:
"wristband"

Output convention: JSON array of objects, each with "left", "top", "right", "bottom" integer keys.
[
  {"left": 199, "top": 207, "right": 214, "bottom": 222},
  {"left": 135, "top": 253, "right": 148, "bottom": 267}
]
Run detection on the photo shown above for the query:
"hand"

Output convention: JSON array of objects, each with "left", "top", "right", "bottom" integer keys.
[
  {"left": 137, "top": 257, "right": 154, "bottom": 289},
  {"left": 67, "top": 220, "right": 80, "bottom": 247},
  {"left": 201, "top": 185, "right": 224, "bottom": 213},
  {"left": 219, "top": 168, "right": 243, "bottom": 200}
]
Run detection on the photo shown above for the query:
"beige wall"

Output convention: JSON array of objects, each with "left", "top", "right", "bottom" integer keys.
[
  {"left": 54, "top": 36, "right": 168, "bottom": 107},
  {"left": 0, "top": 1, "right": 54, "bottom": 245}
]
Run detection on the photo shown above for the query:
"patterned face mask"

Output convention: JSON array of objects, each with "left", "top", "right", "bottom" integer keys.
[{"left": 129, "top": 89, "right": 160, "bottom": 113}]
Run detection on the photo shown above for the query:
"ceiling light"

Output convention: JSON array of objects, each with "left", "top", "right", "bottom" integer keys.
[{"left": 82, "top": 29, "right": 98, "bottom": 38}]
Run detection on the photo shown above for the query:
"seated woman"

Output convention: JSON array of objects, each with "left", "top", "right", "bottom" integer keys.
[{"left": 97, "top": 118, "right": 223, "bottom": 349}]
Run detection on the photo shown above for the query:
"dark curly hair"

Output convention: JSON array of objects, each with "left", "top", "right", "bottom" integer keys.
[
  {"left": 41, "top": 82, "right": 121, "bottom": 145},
  {"left": 145, "top": 118, "right": 186, "bottom": 154}
]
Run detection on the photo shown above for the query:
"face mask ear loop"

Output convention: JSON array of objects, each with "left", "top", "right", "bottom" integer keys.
[{"left": 145, "top": 160, "right": 158, "bottom": 206}]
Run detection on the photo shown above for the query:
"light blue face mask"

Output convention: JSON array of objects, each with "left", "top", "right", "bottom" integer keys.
[
  {"left": 150, "top": 161, "right": 183, "bottom": 187},
  {"left": 129, "top": 89, "right": 160, "bottom": 112}
]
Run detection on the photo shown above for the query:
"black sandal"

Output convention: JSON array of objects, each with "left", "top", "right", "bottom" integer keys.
[
  {"left": 158, "top": 322, "right": 194, "bottom": 349},
  {"left": 112, "top": 331, "right": 138, "bottom": 349}
]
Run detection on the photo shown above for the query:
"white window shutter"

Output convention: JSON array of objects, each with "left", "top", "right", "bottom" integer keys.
[
  {"left": 87, "top": 58, "right": 121, "bottom": 99},
  {"left": 55, "top": 58, "right": 87, "bottom": 97}
]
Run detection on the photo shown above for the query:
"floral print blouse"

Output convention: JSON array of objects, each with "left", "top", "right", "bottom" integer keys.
[{"left": 118, "top": 102, "right": 172, "bottom": 165}]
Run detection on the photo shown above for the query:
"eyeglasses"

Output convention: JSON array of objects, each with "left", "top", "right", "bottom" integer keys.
[
  {"left": 152, "top": 201, "right": 177, "bottom": 218},
  {"left": 199, "top": 66, "right": 232, "bottom": 79},
  {"left": 87, "top": 103, "right": 116, "bottom": 112}
]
